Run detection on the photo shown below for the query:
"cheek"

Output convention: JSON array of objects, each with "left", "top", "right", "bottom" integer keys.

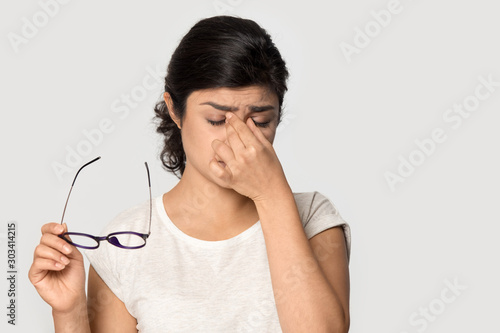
[
  {"left": 265, "top": 131, "right": 275, "bottom": 144},
  {"left": 264, "top": 131, "right": 276, "bottom": 144},
  {"left": 255, "top": 123, "right": 276, "bottom": 144},
  {"left": 182, "top": 122, "right": 225, "bottom": 156}
]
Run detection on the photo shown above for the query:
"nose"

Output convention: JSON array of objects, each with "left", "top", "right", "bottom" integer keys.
[
  {"left": 222, "top": 112, "right": 245, "bottom": 145},
  {"left": 220, "top": 112, "right": 252, "bottom": 146}
]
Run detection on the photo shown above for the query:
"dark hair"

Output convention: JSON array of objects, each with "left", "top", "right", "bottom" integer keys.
[{"left": 154, "top": 15, "right": 289, "bottom": 178}]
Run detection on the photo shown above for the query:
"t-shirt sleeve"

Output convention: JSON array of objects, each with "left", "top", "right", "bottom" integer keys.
[{"left": 294, "top": 191, "right": 351, "bottom": 261}]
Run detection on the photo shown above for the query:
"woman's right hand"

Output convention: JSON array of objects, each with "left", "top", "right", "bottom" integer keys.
[{"left": 28, "top": 223, "right": 87, "bottom": 314}]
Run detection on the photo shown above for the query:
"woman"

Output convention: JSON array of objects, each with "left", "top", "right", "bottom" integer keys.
[{"left": 29, "top": 15, "right": 351, "bottom": 332}]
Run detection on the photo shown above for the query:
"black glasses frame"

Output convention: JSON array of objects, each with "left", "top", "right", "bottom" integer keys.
[{"left": 58, "top": 156, "right": 152, "bottom": 250}]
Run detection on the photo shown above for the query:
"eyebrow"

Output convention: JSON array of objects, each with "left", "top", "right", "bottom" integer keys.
[{"left": 200, "top": 102, "right": 275, "bottom": 113}]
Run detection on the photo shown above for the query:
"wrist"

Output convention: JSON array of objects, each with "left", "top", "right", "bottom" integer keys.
[
  {"left": 253, "top": 181, "right": 294, "bottom": 209},
  {"left": 53, "top": 298, "right": 90, "bottom": 333},
  {"left": 52, "top": 294, "right": 88, "bottom": 318}
]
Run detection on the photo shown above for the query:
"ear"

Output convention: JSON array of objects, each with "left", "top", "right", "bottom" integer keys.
[{"left": 163, "top": 92, "right": 182, "bottom": 130}]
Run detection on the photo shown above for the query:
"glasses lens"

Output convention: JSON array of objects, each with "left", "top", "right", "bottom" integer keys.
[
  {"left": 63, "top": 233, "right": 99, "bottom": 249},
  {"left": 107, "top": 232, "right": 146, "bottom": 248}
]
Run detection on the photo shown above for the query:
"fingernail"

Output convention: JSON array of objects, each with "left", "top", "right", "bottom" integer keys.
[
  {"left": 61, "top": 256, "right": 70, "bottom": 265},
  {"left": 226, "top": 113, "right": 233, "bottom": 120},
  {"left": 63, "top": 245, "right": 71, "bottom": 254},
  {"left": 55, "top": 262, "right": 65, "bottom": 269}
]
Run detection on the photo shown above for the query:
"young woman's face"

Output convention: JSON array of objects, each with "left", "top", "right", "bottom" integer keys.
[{"left": 166, "top": 85, "right": 280, "bottom": 182}]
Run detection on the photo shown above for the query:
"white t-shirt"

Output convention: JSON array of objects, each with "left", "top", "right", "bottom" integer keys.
[{"left": 85, "top": 191, "right": 351, "bottom": 332}]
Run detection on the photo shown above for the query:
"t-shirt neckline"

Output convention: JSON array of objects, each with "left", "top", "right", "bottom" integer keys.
[{"left": 155, "top": 195, "right": 261, "bottom": 248}]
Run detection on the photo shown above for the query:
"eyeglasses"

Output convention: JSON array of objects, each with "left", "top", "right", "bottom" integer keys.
[{"left": 58, "top": 156, "right": 152, "bottom": 250}]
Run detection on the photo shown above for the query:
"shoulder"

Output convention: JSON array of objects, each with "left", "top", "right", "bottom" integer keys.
[
  {"left": 292, "top": 191, "right": 351, "bottom": 257},
  {"left": 292, "top": 191, "right": 341, "bottom": 224}
]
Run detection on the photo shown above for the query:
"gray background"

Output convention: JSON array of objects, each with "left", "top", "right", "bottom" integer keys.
[{"left": 1, "top": 0, "right": 499, "bottom": 331}]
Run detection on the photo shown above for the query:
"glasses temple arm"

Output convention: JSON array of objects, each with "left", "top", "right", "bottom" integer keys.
[
  {"left": 60, "top": 156, "right": 102, "bottom": 225},
  {"left": 60, "top": 185, "right": 74, "bottom": 225},
  {"left": 145, "top": 162, "right": 152, "bottom": 235}
]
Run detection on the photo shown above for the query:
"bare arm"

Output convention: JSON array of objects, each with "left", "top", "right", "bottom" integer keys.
[
  {"left": 255, "top": 187, "right": 350, "bottom": 333},
  {"left": 209, "top": 110, "right": 350, "bottom": 331},
  {"left": 87, "top": 265, "right": 138, "bottom": 333}
]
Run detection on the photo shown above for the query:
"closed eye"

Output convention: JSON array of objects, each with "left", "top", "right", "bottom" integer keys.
[
  {"left": 207, "top": 119, "right": 225, "bottom": 126},
  {"left": 207, "top": 119, "right": 271, "bottom": 128},
  {"left": 253, "top": 120, "right": 271, "bottom": 128}
]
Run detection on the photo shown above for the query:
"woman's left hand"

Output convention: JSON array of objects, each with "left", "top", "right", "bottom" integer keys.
[{"left": 209, "top": 112, "right": 290, "bottom": 202}]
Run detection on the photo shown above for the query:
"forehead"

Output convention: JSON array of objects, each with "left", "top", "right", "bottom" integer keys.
[{"left": 188, "top": 86, "right": 278, "bottom": 107}]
